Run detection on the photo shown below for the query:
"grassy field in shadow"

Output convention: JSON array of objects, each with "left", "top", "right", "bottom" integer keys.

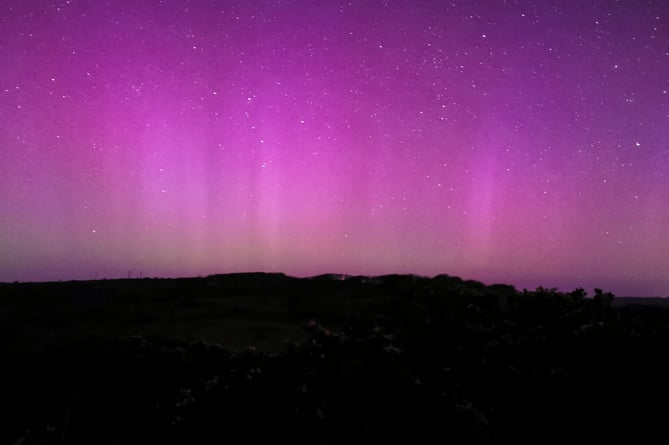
[{"left": 2, "top": 273, "right": 669, "bottom": 444}]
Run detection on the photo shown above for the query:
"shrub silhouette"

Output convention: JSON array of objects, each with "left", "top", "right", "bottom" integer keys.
[{"left": 3, "top": 275, "right": 669, "bottom": 445}]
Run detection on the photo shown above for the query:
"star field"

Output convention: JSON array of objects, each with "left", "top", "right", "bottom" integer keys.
[{"left": 1, "top": 0, "right": 668, "bottom": 296}]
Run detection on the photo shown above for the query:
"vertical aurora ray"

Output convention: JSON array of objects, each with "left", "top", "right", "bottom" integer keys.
[{"left": 0, "top": 0, "right": 667, "bottom": 295}]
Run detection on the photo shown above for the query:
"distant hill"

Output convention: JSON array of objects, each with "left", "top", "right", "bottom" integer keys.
[{"left": 3, "top": 271, "right": 669, "bottom": 444}]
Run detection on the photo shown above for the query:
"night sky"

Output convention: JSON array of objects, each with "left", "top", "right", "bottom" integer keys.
[{"left": 1, "top": 0, "right": 667, "bottom": 296}]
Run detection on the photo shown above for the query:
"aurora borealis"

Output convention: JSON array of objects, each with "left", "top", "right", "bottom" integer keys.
[{"left": 1, "top": 0, "right": 667, "bottom": 296}]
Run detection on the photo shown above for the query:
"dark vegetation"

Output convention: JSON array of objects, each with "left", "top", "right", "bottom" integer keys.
[{"left": 2, "top": 273, "right": 669, "bottom": 444}]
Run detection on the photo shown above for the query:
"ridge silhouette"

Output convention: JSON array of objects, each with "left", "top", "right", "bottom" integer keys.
[{"left": 1, "top": 273, "right": 667, "bottom": 444}]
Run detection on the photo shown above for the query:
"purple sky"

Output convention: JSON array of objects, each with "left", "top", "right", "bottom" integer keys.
[{"left": 1, "top": 0, "right": 668, "bottom": 296}]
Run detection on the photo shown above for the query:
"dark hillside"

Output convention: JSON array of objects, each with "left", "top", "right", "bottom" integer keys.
[{"left": 1, "top": 274, "right": 669, "bottom": 444}]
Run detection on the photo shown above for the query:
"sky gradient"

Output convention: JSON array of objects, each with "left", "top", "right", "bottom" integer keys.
[{"left": 1, "top": 0, "right": 668, "bottom": 296}]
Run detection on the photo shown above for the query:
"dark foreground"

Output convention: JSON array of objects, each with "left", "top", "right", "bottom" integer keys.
[{"left": 2, "top": 273, "right": 669, "bottom": 444}]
